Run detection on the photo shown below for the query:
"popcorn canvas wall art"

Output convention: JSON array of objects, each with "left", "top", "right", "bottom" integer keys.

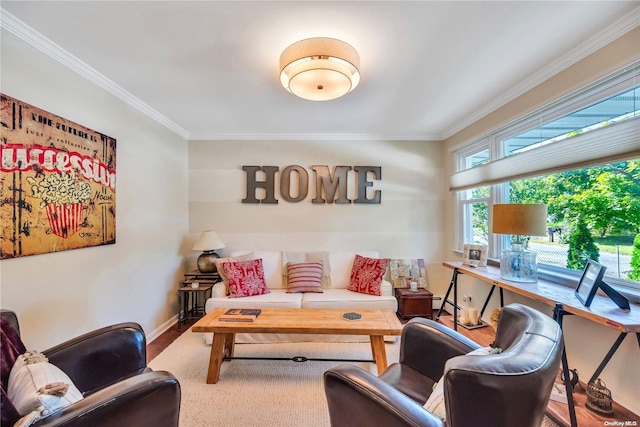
[{"left": 0, "top": 94, "right": 116, "bottom": 258}]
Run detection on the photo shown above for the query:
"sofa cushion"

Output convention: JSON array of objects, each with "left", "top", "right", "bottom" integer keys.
[
  {"left": 214, "top": 252, "right": 256, "bottom": 289},
  {"left": 286, "top": 262, "right": 324, "bottom": 293},
  {"left": 205, "top": 289, "right": 303, "bottom": 312},
  {"left": 328, "top": 251, "right": 380, "bottom": 289},
  {"left": 231, "top": 251, "right": 284, "bottom": 289},
  {"left": 301, "top": 289, "right": 397, "bottom": 311},
  {"left": 348, "top": 255, "right": 391, "bottom": 296},
  {"left": 222, "top": 259, "right": 270, "bottom": 298},
  {"left": 211, "top": 282, "right": 227, "bottom": 297},
  {"left": 283, "top": 252, "right": 331, "bottom": 287}
]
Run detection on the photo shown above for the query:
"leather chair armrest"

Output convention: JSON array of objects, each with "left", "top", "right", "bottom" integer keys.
[
  {"left": 43, "top": 323, "right": 147, "bottom": 395},
  {"left": 324, "top": 364, "right": 443, "bottom": 427},
  {"left": 399, "top": 318, "right": 480, "bottom": 380},
  {"left": 33, "top": 371, "right": 180, "bottom": 427}
]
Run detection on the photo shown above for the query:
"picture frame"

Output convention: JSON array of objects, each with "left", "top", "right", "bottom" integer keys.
[
  {"left": 462, "top": 244, "right": 487, "bottom": 267},
  {"left": 1, "top": 95, "right": 116, "bottom": 259},
  {"left": 389, "top": 259, "right": 427, "bottom": 289},
  {"left": 575, "top": 260, "right": 607, "bottom": 307}
]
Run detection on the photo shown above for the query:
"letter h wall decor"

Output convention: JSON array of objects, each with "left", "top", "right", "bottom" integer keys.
[{"left": 0, "top": 94, "right": 116, "bottom": 259}]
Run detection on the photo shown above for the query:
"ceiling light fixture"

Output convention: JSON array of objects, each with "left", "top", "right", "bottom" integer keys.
[{"left": 279, "top": 37, "right": 360, "bottom": 101}]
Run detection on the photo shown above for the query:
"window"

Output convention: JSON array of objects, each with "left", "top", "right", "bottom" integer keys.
[
  {"left": 504, "top": 86, "right": 639, "bottom": 157},
  {"left": 508, "top": 161, "right": 639, "bottom": 282},
  {"left": 453, "top": 62, "right": 640, "bottom": 290},
  {"left": 461, "top": 187, "right": 489, "bottom": 245},
  {"left": 458, "top": 148, "right": 491, "bottom": 245}
]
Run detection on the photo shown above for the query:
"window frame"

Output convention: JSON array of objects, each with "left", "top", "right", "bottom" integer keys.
[
  {"left": 455, "top": 140, "right": 493, "bottom": 250},
  {"left": 453, "top": 62, "right": 640, "bottom": 297}
]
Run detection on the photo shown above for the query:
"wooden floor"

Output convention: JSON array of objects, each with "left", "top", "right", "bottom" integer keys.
[
  {"left": 147, "top": 312, "right": 638, "bottom": 427},
  {"left": 147, "top": 317, "right": 198, "bottom": 362}
]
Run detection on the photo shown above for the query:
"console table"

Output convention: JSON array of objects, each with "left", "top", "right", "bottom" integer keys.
[{"left": 436, "top": 261, "right": 640, "bottom": 427}]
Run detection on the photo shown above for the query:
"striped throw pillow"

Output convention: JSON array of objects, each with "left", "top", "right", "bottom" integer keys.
[{"left": 286, "top": 262, "right": 324, "bottom": 293}]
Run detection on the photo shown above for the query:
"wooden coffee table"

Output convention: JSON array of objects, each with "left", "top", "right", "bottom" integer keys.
[{"left": 192, "top": 307, "right": 403, "bottom": 384}]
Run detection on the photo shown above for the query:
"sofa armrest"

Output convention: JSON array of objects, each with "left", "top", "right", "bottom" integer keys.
[
  {"left": 380, "top": 280, "right": 394, "bottom": 296},
  {"left": 400, "top": 318, "right": 480, "bottom": 381},
  {"left": 324, "top": 364, "right": 443, "bottom": 427},
  {"left": 33, "top": 371, "right": 180, "bottom": 427},
  {"left": 43, "top": 323, "right": 147, "bottom": 395}
]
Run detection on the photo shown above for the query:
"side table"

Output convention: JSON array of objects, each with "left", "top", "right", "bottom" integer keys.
[
  {"left": 178, "top": 283, "right": 214, "bottom": 331},
  {"left": 395, "top": 287, "right": 433, "bottom": 320},
  {"left": 183, "top": 269, "right": 220, "bottom": 283}
]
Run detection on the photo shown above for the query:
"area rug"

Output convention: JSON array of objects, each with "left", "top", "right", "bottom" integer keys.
[
  {"left": 149, "top": 331, "right": 560, "bottom": 427},
  {"left": 149, "top": 331, "right": 397, "bottom": 426}
]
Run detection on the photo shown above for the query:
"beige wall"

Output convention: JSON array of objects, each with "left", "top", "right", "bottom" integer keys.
[
  {"left": 187, "top": 139, "right": 449, "bottom": 288},
  {"left": 1, "top": 31, "right": 189, "bottom": 349},
  {"left": 441, "top": 27, "right": 640, "bottom": 414}
]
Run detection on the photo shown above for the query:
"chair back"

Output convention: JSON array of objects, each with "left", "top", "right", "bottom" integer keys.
[{"left": 443, "top": 303, "right": 563, "bottom": 427}]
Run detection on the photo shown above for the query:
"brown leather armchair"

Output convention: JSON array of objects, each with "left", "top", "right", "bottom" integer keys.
[
  {"left": 1, "top": 309, "right": 181, "bottom": 427},
  {"left": 324, "top": 303, "right": 563, "bottom": 427}
]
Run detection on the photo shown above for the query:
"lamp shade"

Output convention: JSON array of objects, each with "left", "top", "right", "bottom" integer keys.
[
  {"left": 279, "top": 37, "right": 360, "bottom": 101},
  {"left": 493, "top": 204, "right": 548, "bottom": 236},
  {"left": 192, "top": 230, "right": 226, "bottom": 251}
]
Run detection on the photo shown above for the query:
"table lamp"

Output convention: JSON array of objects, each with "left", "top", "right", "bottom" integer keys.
[
  {"left": 192, "top": 230, "right": 226, "bottom": 273},
  {"left": 492, "top": 204, "right": 547, "bottom": 282}
]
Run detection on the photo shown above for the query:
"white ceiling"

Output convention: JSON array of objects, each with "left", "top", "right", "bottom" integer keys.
[{"left": 2, "top": 1, "right": 639, "bottom": 141}]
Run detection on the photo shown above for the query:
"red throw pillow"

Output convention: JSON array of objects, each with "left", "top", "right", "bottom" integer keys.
[
  {"left": 222, "top": 259, "right": 270, "bottom": 298},
  {"left": 348, "top": 254, "right": 391, "bottom": 296}
]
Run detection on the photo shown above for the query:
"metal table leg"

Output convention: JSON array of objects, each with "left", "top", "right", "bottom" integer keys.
[
  {"left": 436, "top": 269, "right": 459, "bottom": 331},
  {"left": 178, "top": 291, "right": 183, "bottom": 332},
  {"left": 553, "top": 303, "right": 578, "bottom": 427},
  {"left": 178, "top": 290, "right": 191, "bottom": 332},
  {"left": 588, "top": 332, "right": 628, "bottom": 384},
  {"left": 479, "top": 285, "right": 496, "bottom": 318}
]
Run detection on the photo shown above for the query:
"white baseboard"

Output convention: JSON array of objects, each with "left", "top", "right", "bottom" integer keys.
[{"left": 147, "top": 314, "right": 178, "bottom": 344}]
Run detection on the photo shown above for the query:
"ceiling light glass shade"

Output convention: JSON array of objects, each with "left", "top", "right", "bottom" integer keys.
[{"left": 279, "top": 38, "right": 360, "bottom": 101}]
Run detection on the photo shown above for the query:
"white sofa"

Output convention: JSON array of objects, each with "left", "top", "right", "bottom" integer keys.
[{"left": 203, "top": 250, "right": 398, "bottom": 343}]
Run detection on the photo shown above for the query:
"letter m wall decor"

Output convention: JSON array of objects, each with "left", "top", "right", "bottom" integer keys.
[{"left": 0, "top": 95, "right": 116, "bottom": 259}]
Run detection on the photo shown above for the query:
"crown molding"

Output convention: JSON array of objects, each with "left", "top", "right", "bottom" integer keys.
[
  {"left": 2, "top": 5, "right": 637, "bottom": 144},
  {"left": 441, "top": 5, "right": 640, "bottom": 141},
  {"left": 0, "top": 8, "right": 190, "bottom": 140},
  {"left": 187, "top": 132, "right": 442, "bottom": 142}
]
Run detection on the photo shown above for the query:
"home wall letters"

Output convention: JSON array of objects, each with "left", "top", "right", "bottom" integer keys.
[{"left": 242, "top": 165, "right": 381, "bottom": 204}]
